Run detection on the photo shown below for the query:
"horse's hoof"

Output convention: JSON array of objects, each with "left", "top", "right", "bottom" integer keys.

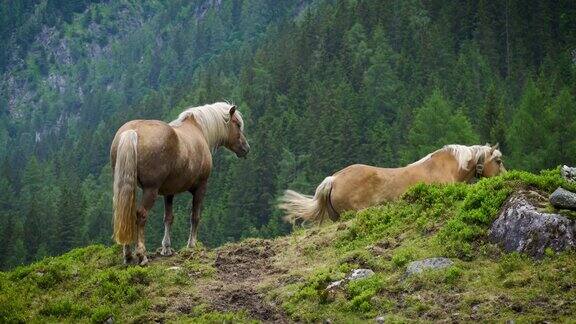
[
  {"left": 123, "top": 255, "right": 134, "bottom": 265},
  {"left": 160, "top": 247, "right": 174, "bottom": 256},
  {"left": 138, "top": 255, "right": 149, "bottom": 266},
  {"left": 186, "top": 240, "right": 196, "bottom": 249}
]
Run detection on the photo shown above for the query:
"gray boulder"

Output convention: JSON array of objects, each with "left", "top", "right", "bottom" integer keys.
[
  {"left": 490, "top": 190, "right": 576, "bottom": 258},
  {"left": 561, "top": 165, "right": 576, "bottom": 182},
  {"left": 346, "top": 268, "right": 375, "bottom": 281},
  {"left": 405, "top": 257, "right": 453, "bottom": 276},
  {"left": 549, "top": 187, "right": 576, "bottom": 211}
]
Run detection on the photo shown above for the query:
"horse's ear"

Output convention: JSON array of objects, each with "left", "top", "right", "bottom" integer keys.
[
  {"left": 229, "top": 105, "right": 237, "bottom": 116},
  {"left": 490, "top": 142, "right": 500, "bottom": 153}
]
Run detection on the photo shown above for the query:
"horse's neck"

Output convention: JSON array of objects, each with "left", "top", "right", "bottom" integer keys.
[
  {"left": 178, "top": 118, "right": 225, "bottom": 152},
  {"left": 411, "top": 151, "right": 475, "bottom": 183}
]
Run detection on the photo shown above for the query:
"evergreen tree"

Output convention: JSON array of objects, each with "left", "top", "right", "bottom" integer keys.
[
  {"left": 479, "top": 83, "right": 507, "bottom": 148},
  {"left": 507, "top": 81, "right": 550, "bottom": 170},
  {"left": 54, "top": 175, "right": 84, "bottom": 254},
  {"left": 403, "top": 90, "right": 479, "bottom": 163},
  {"left": 545, "top": 88, "right": 576, "bottom": 166},
  {"left": 362, "top": 27, "right": 403, "bottom": 124}
]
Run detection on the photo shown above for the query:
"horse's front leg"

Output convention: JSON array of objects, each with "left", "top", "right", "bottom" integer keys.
[
  {"left": 135, "top": 188, "right": 157, "bottom": 265},
  {"left": 187, "top": 181, "right": 207, "bottom": 248},
  {"left": 161, "top": 195, "right": 175, "bottom": 256}
]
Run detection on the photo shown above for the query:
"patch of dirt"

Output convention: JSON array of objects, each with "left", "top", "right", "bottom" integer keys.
[
  {"left": 201, "top": 239, "right": 289, "bottom": 323},
  {"left": 168, "top": 293, "right": 200, "bottom": 315},
  {"left": 146, "top": 239, "right": 289, "bottom": 322}
]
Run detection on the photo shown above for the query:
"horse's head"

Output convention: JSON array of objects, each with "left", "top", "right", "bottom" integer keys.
[
  {"left": 481, "top": 143, "right": 506, "bottom": 177},
  {"left": 225, "top": 106, "right": 250, "bottom": 158}
]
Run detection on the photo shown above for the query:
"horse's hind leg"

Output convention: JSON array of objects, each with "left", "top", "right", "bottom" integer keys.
[
  {"left": 187, "top": 181, "right": 207, "bottom": 248},
  {"left": 135, "top": 188, "right": 157, "bottom": 266},
  {"left": 123, "top": 244, "right": 134, "bottom": 264},
  {"left": 161, "top": 195, "right": 175, "bottom": 256}
]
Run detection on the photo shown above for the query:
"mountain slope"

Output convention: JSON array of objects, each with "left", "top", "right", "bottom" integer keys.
[
  {"left": 2, "top": 0, "right": 576, "bottom": 270},
  {"left": 2, "top": 169, "right": 575, "bottom": 322}
]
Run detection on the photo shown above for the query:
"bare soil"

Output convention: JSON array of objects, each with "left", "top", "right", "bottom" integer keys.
[{"left": 199, "top": 239, "right": 289, "bottom": 323}]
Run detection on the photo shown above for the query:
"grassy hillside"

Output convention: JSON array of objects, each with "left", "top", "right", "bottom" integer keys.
[
  {"left": 2, "top": 0, "right": 576, "bottom": 270},
  {"left": 2, "top": 169, "right": 576, "bottom": 323}
]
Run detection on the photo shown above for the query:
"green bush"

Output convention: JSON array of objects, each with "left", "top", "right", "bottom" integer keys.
[
  {"left": 346, "top": 275, "right": 385, "bottom": 315},
  {"left": 90, "top": 305, "right": 114, "bottom": 323},
  {"left": 444, "top": 266, "right": 463, "bottom": 284},
  {"left": 90, "top": 267, "right": 149, "bottom": 304},
  {"left": 39, "top": 298, "right": 90, "bottom": 318},
  {"left": 0, "top": 286, "right": 25, "bottom": 323},
  {"left": 392, "top": 249, "right": 414, "bottom": 268}
]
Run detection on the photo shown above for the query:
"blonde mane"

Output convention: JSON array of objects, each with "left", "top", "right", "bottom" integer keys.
[
  {"left": 410, "top": 144, "right": 502, "bottom": 171},
  {"left": 169, "top": 102, "right": 243, "bottom": 149}
]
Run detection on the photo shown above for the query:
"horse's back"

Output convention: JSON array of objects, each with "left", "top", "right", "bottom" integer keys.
[
  {"left": 111, "top": 119, "right": 179, "bottom": 187},
  {"left": 331, "top": 164, "right": 404, "bottom": 212}
]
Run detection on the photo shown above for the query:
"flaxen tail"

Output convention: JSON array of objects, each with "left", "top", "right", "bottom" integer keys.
[
  {"left": 112, "top": 130, "right": 138, "bottom": 245},
  {"left": 278, "top": 176, "right": 336, "bottom": 224}
]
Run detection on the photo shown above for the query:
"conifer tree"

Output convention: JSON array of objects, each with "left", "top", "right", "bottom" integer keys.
[
  {"left": 507, "top": 81, "right": 550, "bottom": 170},
  {"left": 403, "top": 90, "right": 479, "bottom": 163},
  {"left": 545, "top": 88, "right": 576, "bottom": 166}
]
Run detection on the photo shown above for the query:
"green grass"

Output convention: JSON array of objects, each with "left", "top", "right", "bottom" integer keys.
[
  {"left": 0, "top": 245, "right": 235, "bottom": 323},
  {"left": 2, "top": 168, "right": 576, "bottom": 322}
]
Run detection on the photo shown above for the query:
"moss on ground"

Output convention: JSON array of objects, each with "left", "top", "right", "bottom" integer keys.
[{"left": 2, "top": 168, "right": 576, "bottom": 322}]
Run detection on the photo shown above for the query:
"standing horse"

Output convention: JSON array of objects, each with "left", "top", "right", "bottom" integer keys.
[
  {"left": 110, "top": 102, "right": 250, "bottom": 265},
  {"left": 279, "top": 144, "right": 505, "bottom": 224}
]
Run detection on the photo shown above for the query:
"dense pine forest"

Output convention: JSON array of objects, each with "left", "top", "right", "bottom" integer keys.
[{"left": 0, "top": 0, "right": 575, "bottom": 269}]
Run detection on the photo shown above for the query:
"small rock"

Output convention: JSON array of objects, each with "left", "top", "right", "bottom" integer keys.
[
  {"left": 561, "top": 165, "right": 576, "bottom": 182},
  {"left": 405, "top": 258, "right": 453, "bottom": 276},
  {"left": 549, "top": 187, "right": 576, "bottom": 211},
  {"left": 346, "top": 268, "right": 375, "bottom": 281},
  {"left": 375, "top": 316, "right": 385, "bottom": 323},
  {"left": 325, "top": 279, "right": 346, "bottom": 301},
  {"left": 490, "top": 191, "right": 576, "bottom": 258},
  {"left": 167, "top": 266, "right": 181, "bottom": 271},
  {"left": 326, "top": 280, "right": 344, "bottom": 290},
  {"left": 104, "top": 316, "right": 114, "bottom": 324},
  {"left": 325, "top": 269, "right": 375, "bottom": 295}
]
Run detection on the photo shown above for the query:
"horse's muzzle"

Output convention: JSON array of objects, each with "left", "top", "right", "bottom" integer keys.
[{"left": 237, "top": 144, "right": 250, "bottom": 158}]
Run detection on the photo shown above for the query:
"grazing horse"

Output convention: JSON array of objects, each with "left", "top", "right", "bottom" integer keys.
[
  {"left": 110, "top": 102, "right": 250, "bottom": 265},
  {"left": 279, "top": 144, "right": 505, "bottom": 224}
]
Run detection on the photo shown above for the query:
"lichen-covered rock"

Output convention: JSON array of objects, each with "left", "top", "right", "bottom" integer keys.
[
  {"left": 561, "top": 165, "right": 576, "bottom": 182},
  {"left": 405, "top": 258, "right": 453, "bottom": 276},
  {"left": 346, "top": 269, "right": 375, "bottom": 281},
  {"left": 549, "top": 187, "right": 576, "bottom": 211},
  {"left": 490, "top": 191, "right": 576, "bottom": 258}
]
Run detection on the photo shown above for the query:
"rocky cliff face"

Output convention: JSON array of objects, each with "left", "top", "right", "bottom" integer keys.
[{"left": 1, "top": 2, "right": 149, "bottom": 124}]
